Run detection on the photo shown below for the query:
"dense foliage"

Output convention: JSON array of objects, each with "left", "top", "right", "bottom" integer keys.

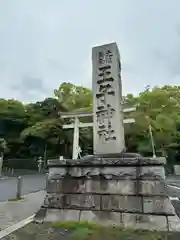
[{"left": 1, "top": 82, "right": 180, "bottom": 169}]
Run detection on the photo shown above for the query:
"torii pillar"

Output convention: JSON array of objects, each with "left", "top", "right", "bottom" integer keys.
[{"left": 61, "top": 107, "right": 136, "bottom": 159}]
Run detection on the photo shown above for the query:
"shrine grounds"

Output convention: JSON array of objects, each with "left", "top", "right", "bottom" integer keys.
[
  {"left": 1, "top": 174, "right": 180, "bottom": 239},
  {"left": 2, "top": 221, "right": 180, "bottom": 240}
]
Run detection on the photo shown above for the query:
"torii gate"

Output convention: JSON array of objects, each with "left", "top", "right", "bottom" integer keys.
[{"left": 60, "top": 106, "right": 136, "bottom": 159}]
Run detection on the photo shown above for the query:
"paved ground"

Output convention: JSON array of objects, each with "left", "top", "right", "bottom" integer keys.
[
  {"left": 0, "top": 175, "right": 180, "bottom": 237},
  {"left": 0, "top": 174, "right": 46, "bottom": 202},
  {"left": 0, "top": 190, "right": 45, "bottom": 230},
  {"left": 167, "top": 176, "right": 180, "bottom": 187},
  {"left": 165, "top": 177, "right": 180, "bottom": 219},
  {"left": 166, "top": 176, "right": 180, "bottom": 198},
  {"left": 1, "top": 174, "right": 180, "bottom": 228}
]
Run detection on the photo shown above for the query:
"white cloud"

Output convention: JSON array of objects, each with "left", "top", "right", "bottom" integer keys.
[{"left": 0, "top": 0, "right": 180, "bottom": 102}]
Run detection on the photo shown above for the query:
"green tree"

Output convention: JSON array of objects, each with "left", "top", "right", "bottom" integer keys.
[
  {"left": 0, "top": 99, "right": 27, "bottom": 158},
  {"left": 125, "top": 86, "right": 180, "bottom": 157},
  {"left": 0, "top": 83, "right": 179, "bottom": 169},
  {"left": 21, "top": 118, "right": 73, "bottom": 160},
  {"left": 25, "top": 98, "right": 67, "bottom": 125},
  {"left": 21, "top": 98, "right": 71, "bottom": 160},
  {"left": 54, "top": 82, "right": 92, "bottom": 111}
]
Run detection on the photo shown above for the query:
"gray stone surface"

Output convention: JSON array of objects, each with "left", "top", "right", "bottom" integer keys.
[
  {"left": 101, "top": 195, "right": 142, "bottom": 212},
  {"left": 101, "top": 166, "right": 137, "bottom": 179},
  {"left": 86, "top": 179, "right": 136, "bottom": 195},
  {"left": 42, "top": 209, "right": 172, "bottom": 231},
  {"left": 48, "top": 165, "right": 166, "bottom": 180},
  {"left": 44, "top": 193, "right": 63, "bottom": 208},
  {"left": 40, "top": 157, "right": 179, "bottom": 232},
  {"left": 48, "top": 156, "right": 166, "bottom": 167},
  {"left": 47, "top": 177, "right": 170, "bottom": 197},
  {"left": 47, "top": 179, "right": 137, "bottom": 195},
  {"left": 44, "top": 209, "right": 80, "bottom": 222},
  {"left": 168, "top": 215, "right": 180, "bottom": 231},
  {"left": 174, "top": 165, "right": 180, "bottom": 175},
  {"left": 92, "top": 43, "right": 125, "bottom": 155},
  {"left": 100, "top": 157, "right": 166, "bottom": 165},
  {"left": 47, "top": 179, "right": 62, "bottom": 193},
  {"left": 65, "top": 194, "right": 101, "bottom": 210},
  {"left": 121, "top": 213, "right": 168, "bottom": 231},
  {"left": 140, "top": 180, "right": 167, "bottom": 196},
  {"left": 143, "top": 197, "right": 175, "bottom": 215},
  {"left": 80, "top": 210, "right": 121, "bottom": 225},
  {"left": 140, "top": 166, "right": 166, "bottom": 180},
  {"left": 47, "top": 179, "right": 85, "bottom": 194},
  {"left": 82, "top": 166, "right": 101, "bottom": 177},
  {"left": 49, "top": 167, "right": 66, "bottom": 178}
]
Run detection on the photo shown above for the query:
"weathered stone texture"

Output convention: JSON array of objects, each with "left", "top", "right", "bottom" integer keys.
[
  {"left": 47, "top": 156, "right": 166, "bottom": 167},
  {"left": 139, "top": 180, "right": 167, "bottom": 196},
  {"left": 80, "top": 210, "right": 121, "bottom": 225},
  {"left": 174, "top": 165, "right": 180, "bottom": 175},
  {"left": 43, "top": 193, "right": 63, "bottom": 208},
  {"left": 42, "top": 209, "right": 170, "bottom": 231},
  {"left": 101, "top": 166, "right": 137, "bottom": 179},
  {"left": 62, "top": 179, "right": 85, "bottom": 193},
  {"left": 168, "top": 215, "right": 180, "bottom": 231},
  {"left": 69, "top": 167, "right": 83, "bottom": 177},
  {"left": 64, "top": 194, "right": 101, "bottom": 210},
  {"left": 44, "top": 209, "right": 80, "bottom": 222},
  {"left": 85, "top": 179, "right": 136, "bottom": 195},
  {"left": 101, "top": 195, "right": 142, "bottom": 212},
  {"left": 92, "top": 43, "right": 125, "bottom": 155},
  {"left": 121, "top": 213, "right": 168, "bottom": 231},
  {"left": 47, "top": 174, "right": 167, "bottom": 197},
  {"left": 48, "top": 164, "right": 166, "bottom": 180},
  {"left": 47, "top": 180, "right": 62, "bottom": 193},
  {"left": 39, "top": 156, "right": 179, "bottom": 231},
  {"left": 140, "top": 166, "right": 165, "bottom": 180},
  {"left": 49, "top": 167, "right": 66, "bottom": 178},
  {"left": 82, "top": 167, "right": 101, "bottom": 177},
  {"left": 143, "top": 197, "right": 174, "bottom": 215}
]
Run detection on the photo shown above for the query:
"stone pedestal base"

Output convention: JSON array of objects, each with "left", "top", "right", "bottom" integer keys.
[
  {"left": 174, "top": 165, "right": 180, "bottom": 175},
  {"left": 36, "top": 156, "right": 180, "bottom": 231}
]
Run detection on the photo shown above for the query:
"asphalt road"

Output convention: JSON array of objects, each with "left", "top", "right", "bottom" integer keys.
[
  {"left": 0, "top": 174, "right": 46, "bottom": 201},
  {"left": 166, "top": 183, "right": 180, "bottom": 219},
  {"left": 167, "top": 185, "right": 180, "bottom": 198},
  {"left": 167, "top": 177, "right": 180, "bottom": 198}
]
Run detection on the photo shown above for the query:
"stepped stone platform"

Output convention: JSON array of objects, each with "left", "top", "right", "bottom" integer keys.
[{"left": 35, "top": 156, "right": 180, "bottom": 231}]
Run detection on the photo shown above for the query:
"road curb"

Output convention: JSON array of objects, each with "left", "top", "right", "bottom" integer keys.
[
  {"left": 21, "top": 190, "right": 45, "bottom": 200},
  {"left": 0, "top": 190, "right": 45, "bottom": 203},
  {"left": 0, "top": 177, "right": 15, "bottom": 180},
  {"left": 168, "top": 184, "right": 180, "bottom": 190},
  {"left": 0, "top": 214, "right": 35, "bottom": 239},
  {"left": 168, "top": 185, "right": 180, "bottom": 201},
  {"left": 0, "top": 190, "right": 45, "bottom": 238}
]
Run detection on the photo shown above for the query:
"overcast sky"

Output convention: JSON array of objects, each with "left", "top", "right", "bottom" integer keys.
[{"left": 0, "top": 0, "right": 180, "bottom": 102}]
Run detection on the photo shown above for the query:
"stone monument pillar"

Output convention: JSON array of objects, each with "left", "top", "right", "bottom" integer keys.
[
  {"left": 35, "top": 43, "right": 180, "bottom": 232},
  {"left": 92, "top": 43, "right": 125, "bottom": 155}
]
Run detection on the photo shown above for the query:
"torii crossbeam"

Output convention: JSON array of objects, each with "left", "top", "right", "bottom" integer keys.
[{"left": 60, "top": 106, "right": 136, "bottom": 159}]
